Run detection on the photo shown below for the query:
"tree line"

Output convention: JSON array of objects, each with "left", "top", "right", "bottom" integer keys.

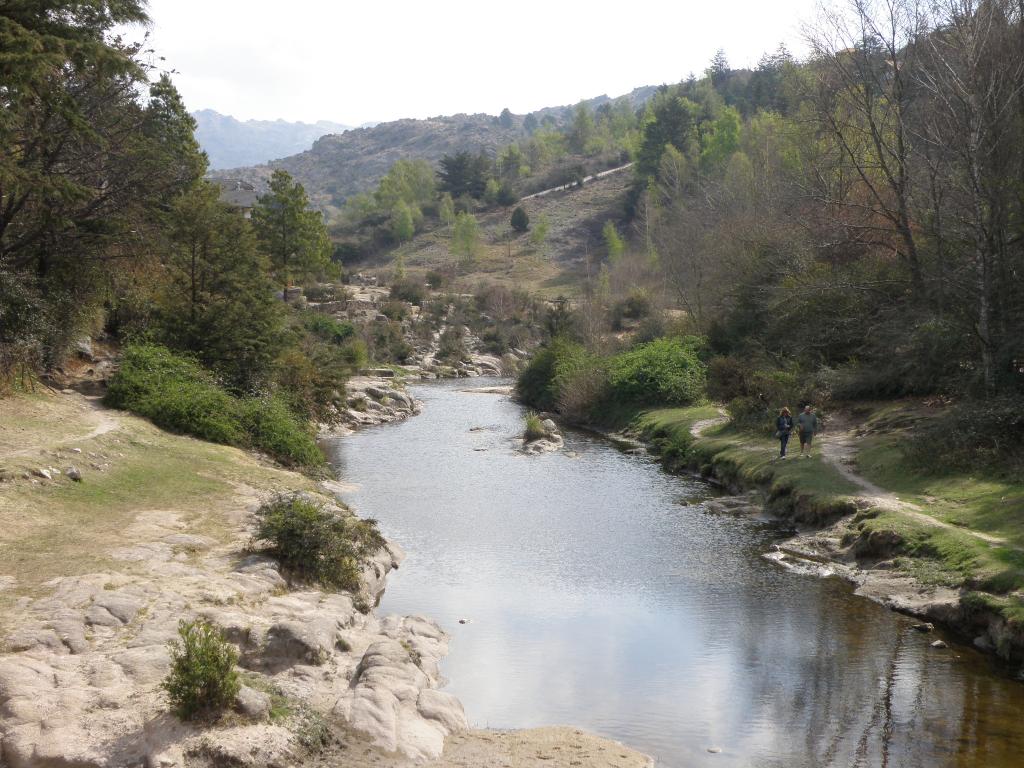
[{"left": 1, "top": 2, "right": 362, "bottom": 466}]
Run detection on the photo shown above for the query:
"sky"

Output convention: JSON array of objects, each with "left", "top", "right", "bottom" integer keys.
[{"left": 135, "top": 0, "right": 821, "bottom": 125}]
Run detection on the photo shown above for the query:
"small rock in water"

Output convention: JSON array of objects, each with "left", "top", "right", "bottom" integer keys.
[
  {"left": 66, "top": 466, "right": 82, "bottom": 482},
  {"left": 707, "top": 746, "right": 723, "bottom": 754},
  {"left": 912, "top": 622, "right": 935, "bottom": 633},
  {"left": 931, "top": 639, "right": 948, "bottom": 649},
  {"left": 458, "top": 618, "right": 470, "bottom": 625}
]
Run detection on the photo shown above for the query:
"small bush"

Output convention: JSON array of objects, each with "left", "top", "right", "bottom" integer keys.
[
  {"left": 304, "top": 314, "right": 356, "bottom": 344},
  {"left": 437, "top": 325, "right": 467, "bottom": 364},
  {"left": 390, "top": 277, "right": 426, "bottom": 306},
  {"left": 510, "top": 206, "right": 529, "bottom": 233},
  {"left": 516, "top": 340, "right": 568, "bottom": 411},
  {"left": 240, "top": 395, "right": 324, "bottom": 468},
  {"left": 524, "top": 412, "right": 547, "bottom": 442},
  {"left": 425, "top": 270, "right": 449, "bottom": 290},
  {"left": 607, "top": 337, "right": 706, "bottom": 406},
  {"left": 252, "top": 494, "right": 386, "bottom": 592},
  {"left": 551, "top": 343, "right": 608, "bottom": 422},
  {"left": 303, "top": 283, "right": 345, "bottom": 302},
  {"left": 610, "top": 291, "right": 652, "bottom": 330},
  {"left": 162, "top": 619, "right": 240, "bottom": 721},
  {"left": 379, "top": 300, "right": 408, "bottom": 321},
  {"left": 371, "top": 323, "right": 413, "bottom": 363}
]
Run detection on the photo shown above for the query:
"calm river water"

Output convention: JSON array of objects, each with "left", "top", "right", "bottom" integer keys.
[{"left": 324, "top": 379, "right": 1024, "bottom": 768}]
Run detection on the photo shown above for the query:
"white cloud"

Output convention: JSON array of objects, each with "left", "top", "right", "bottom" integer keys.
[{"left": 137, "top": 0, "right": 818, "bottom": 123}]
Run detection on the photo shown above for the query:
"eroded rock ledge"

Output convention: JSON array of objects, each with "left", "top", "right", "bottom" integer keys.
[{"left": 0, "top": 486, "right": 466, "bottom": 767}]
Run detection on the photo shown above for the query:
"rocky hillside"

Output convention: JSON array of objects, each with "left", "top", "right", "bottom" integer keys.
[
  {"left": 212, "top": 86, "right": 658, "bottom": 212},
  {"left": 214, "top": 114, "right": 525, "bottom": 210},
  {"left": 194, "top": 109, "right": 358, "bottom": 170}
]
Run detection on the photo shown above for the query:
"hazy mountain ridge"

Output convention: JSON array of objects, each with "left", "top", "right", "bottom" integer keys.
[
  {"left": 193, "top": 109, "right": 370, "bottom": 170},
  {"left": 210, "top": 86, "right": 659, "bottom": 212}
]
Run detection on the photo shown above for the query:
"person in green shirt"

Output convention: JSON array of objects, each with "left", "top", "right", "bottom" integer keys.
[{"left": 797, "top": 404, "right": 819, "bottom": 458}]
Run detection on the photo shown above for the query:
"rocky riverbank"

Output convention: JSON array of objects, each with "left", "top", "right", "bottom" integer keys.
[{"left": 0, "top": 389, "right": 652, "bottom": 767}]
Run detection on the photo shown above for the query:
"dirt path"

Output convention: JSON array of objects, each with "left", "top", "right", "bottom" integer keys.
[
  {"left": 0, "top": 392, "right": 122, "bottom": 461},
  {"left": 817, "top": 424, "right": 1009, "bottom": 548},
  {"left": 690, "top": 408, "right": 728, "bottom": 438},
  {"left": 520, "top": 162, "right": 634, "bottom": 201}
]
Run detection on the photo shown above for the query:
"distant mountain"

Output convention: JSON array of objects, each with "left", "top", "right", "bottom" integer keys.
[
  {"left": 193, "top": 110, "right": 369, "bottom": 170},
  {"left": 210, "top": 87, "right": 659, "bottom": 212}
]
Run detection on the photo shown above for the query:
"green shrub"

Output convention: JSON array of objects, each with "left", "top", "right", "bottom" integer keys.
[
  {"left": 304, "top": 314, "right": 356, "bottom": 344},
  {"left": 516, "top": 338, "right": 575, "bottom": 411},
  {"left": 370, "top": 323, "right": 413, "bottom": 364},
  {"left": 551, "top": 343, "right": 607, "bottom": 421},
  {"left": 389, "top": 277, "right": 426, "bottom": 305},
  {"left": 524, "top": 412, "right": 547, "bottom": 442},
  {"left": 611, "top": 291, "right": 652, "bottom": 330},
  {"left": 252, "top": 494, "right": 386, "bottom": 592},
  {"left": 303, "top": 283, "right": 345, "bottom": 302},
  {"left": 516, "top": 338, "right": 611, "bottom": 420},
  {"left": 105, "top": 344, "right": 245, "bottom": 444},
  {"left": 107, "top": 344, "right": 324, "bottom": 468},
  {"left": 240, "top": 395, "right": 324, "bottom": 468},
  {"left": 607, "top": 337, "right": 706, "bottom": 406},
  {"left": 425, "top": 270, "right": 449, "bottom": 290},
  {"left": 720, "top": 366, "right": 824, "bottom": 434},
  {"left": 162, "top": 619, "right": 240, "bottom": 721},
  {"left": 510, "top": 206, "right": 529, "bottom": 232},
  {"left": 379, "top": 300, "right": 408, "bottom": 321},
  {"left": 437, "top": 325, "right": 467, "bottom": 364}
]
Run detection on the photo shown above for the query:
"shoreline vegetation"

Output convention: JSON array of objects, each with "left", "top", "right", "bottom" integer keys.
[{"left": 613, "top": 403, "right": 1024, "bottom": 668}]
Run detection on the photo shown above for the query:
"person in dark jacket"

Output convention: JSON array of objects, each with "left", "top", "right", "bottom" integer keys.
[{"left": 776, "top": 407, "right": 794, "bottom": 459}]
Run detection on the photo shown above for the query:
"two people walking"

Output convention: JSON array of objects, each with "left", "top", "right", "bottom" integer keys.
[{"left": 776, "top": 404, "right": 818, "bottom": 459}]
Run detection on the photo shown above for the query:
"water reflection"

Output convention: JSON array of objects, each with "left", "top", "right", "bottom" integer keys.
[{"left": 325, "top": 380, "right": 1024, "bottom": 768}]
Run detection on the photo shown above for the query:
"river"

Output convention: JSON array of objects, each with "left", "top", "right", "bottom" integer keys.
[{"left": 323, "top": 379, "right": 1024, "bottom": 768}]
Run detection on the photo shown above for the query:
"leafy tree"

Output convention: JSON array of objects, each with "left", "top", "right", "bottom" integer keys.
[
  {"left": 390, "top": 200, "right": 415, "bottom": 243},
  {"left": 530, "top": 214, "right": 550, "bottom": 252},
  {"left": 439, "top": 192, "right": 456, "bottom": 231},
  {"left": 568, "top": 102, "right": 596, "bottom": 154},
  {"left": 511, "top": 206, "right": 530, "bottom": 233},
  {"left": 700, "top": 106, "right": 741, "bottom": 171},
  {"left": 523, "top": 113, "right": 539, "bottom": 133},
  {"left": 375, "top": 158, "right": 435, "bottom": 217},
  {"left": 602, "top": 221, "right": 625, "bottom": 265},
  {"left": 499, "top": 107, "right": 514, "bottom": 128},
  {"left": 252, "top": 170, "right": 331, "bottom": 288},
  {"left": 451, "top": 212, "right": 482, "bottom": 269}
]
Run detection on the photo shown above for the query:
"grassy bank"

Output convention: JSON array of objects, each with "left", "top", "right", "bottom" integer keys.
[
  {"left": 0, "top": 389, "right": 317, "bottom": 622},
  {"left": 629, "top": 402, "right": 1024, "bottom": 659},
  {"left": 636, "top": 407, "right": 860, "bottom": 524}
]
